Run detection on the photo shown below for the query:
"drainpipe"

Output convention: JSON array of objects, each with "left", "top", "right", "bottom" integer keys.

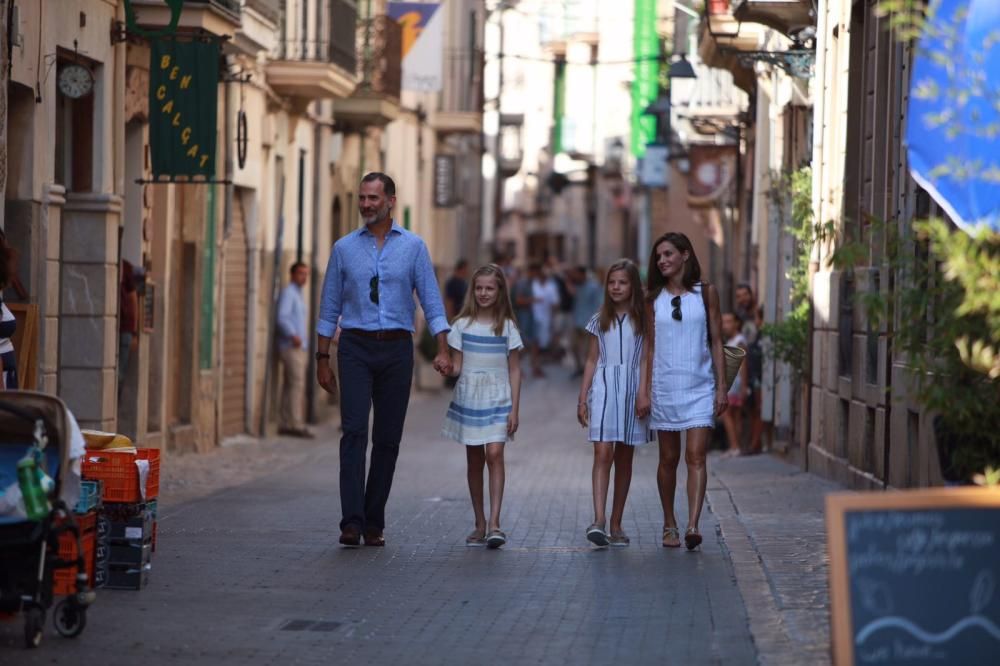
[
  {"left": 306, "top": 115, "right": 323, "bottom": 424},
  {"left": 220, "top": 55, "right": 235, "bottom": 440}
]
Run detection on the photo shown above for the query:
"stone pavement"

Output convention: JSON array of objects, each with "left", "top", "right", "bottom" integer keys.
[{"left": 0, "top": 368, "right": 842, "bottom": 664}]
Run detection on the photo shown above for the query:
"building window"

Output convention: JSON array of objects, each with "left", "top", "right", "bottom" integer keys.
[{"left": 839, "top": 273, "right": 854, "bottom": 378}]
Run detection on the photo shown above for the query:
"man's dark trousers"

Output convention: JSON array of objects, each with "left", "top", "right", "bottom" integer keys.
[{"left": 337, "top": 332, "right": 413, "bottom": 532}]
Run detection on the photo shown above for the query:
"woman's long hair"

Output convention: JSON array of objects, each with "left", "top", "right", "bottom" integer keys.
[
  {"left": 599, "top": 259, "right": 646, "bottom": 334},
  {"left": 454, "top": 263, "right": 518, "bottom": 336},
  {"left": 646, "top": 231, "right": 702, "bottom": 302}
]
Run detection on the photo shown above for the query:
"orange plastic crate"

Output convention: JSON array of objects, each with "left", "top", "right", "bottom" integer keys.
[
  {"left": 81, "top": 449, "right": 161, "bottom": 503},
  {"left": 53, "top": 512, "right": 96, "bottom": 596}
]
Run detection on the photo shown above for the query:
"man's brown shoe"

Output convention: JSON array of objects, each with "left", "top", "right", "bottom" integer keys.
[
  {"left": 363, "top": 528, "right": 385, "bottom": 547},
  {"left": 339, "top": 525, "right": 361, "bottom": 547}
]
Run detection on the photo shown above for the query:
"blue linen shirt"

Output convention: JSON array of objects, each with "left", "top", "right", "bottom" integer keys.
[
  {"left": 276, "top": 283, "right": 308, "bottom": 352},
  {"left": 317, "top": 222, "right": 449, "bottom": 339}
]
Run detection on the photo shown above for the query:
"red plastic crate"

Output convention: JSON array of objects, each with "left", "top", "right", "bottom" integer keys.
[
  {"left": 82, "top": 448, "right": 160, "bottom": 503},
  {"left": 53, "top": 512, "right": 96, "bottom": 596}
]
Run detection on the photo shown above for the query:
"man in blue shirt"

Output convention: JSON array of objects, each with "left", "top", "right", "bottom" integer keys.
[
  {"left": 276, "top": 261, "right": 312, "bottom": 438},
  {"left": 315, "top": 172, "right": 452, "bottom": 547}
]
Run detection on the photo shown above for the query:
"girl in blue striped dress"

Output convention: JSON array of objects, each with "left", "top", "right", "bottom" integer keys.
[
  {"left": 577, "top": 260, "right": 650, "bottom": 547},
  {"left": 443, "top": 264, "right": 523, "bottom": 549}
]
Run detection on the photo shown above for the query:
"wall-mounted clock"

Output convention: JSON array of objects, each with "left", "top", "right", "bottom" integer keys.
[{"left": 58, "top": 64, "right": 95, "bottom": 99}]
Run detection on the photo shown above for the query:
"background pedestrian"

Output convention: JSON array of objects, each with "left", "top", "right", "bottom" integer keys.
[
  {"left": 443, "top": 264, "right": 523, "bottom": 549},
  {"left": 315, "top": 172, "right": 451, "bottom": 548},
  {"left": 277, "top": 261, "right": 313, "bottom": 438},
  {"left": 720, "top": 312, "right": 749, "bottom": 457},
  {"left": 444, "top": 258, "right": 469, "bottom": 323},
  {"left": 734, "top": 283, "right": 759, "bottom": 344},
  {"left": 530, "top": 264, "right": 559, "bottom": 377},
  {"left": 577, "top": 259, "right": 649, "bottom": 548},
  {"left": 643, "top": 232, "right": 727, "bottom": 551},
  {"left": 118, "top": 259, "right": 139, "bottom": 398},
  {"left": 570, "top": 265, "right": 603, "bottom": 377}
]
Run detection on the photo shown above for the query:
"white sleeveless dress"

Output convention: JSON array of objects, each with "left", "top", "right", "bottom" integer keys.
[{"left": 649, "top": 286, "right": 716, "bottom": 431}]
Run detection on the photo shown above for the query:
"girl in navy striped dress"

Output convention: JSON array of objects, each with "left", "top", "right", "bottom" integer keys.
[
  {"left": 576, "top": 260, "right": 650, "bottom": 547},
  {"left": 443, "top": 264, "right": 523, "bottom": 549}
]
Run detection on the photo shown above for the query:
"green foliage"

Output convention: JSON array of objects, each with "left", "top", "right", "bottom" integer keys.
[
  {"left": 760, "top": 167, "right": 822, "bottom": 379},
  {"left": 829, "top": 218, "right": 1000, "bottom": 482},
  {"left": 876, "top": 1, "right": 928, "bottom": 41}
]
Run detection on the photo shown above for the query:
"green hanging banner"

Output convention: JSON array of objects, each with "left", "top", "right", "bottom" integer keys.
[{"left": 148, "top": 39, "right": 219, "bottom": 179}]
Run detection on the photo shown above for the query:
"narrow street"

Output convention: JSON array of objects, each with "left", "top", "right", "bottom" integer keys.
[{"left": 2, "top": 370, "right": 838, "bottom": 665}]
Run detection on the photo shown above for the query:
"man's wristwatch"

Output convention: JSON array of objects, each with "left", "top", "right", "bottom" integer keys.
[{"left": 315, "top": 352, "right": 331, "bottom": 360}]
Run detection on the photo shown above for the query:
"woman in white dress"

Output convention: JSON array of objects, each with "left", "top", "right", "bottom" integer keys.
[{"left": 639, "top": 232, "right": 727, "bottom": 550}]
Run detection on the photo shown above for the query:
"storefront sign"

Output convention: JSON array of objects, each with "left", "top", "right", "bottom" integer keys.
[
  {"left": 826, "top": 488, "right": 1000, "bottom": 666},
  {"left": 434, "top": 154, "right": 455, "bottom": 208},
  {"left": 148, "top": 39, "right": 220, "bottom": 179}
]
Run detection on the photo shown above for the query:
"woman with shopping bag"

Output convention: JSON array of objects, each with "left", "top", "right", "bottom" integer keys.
[{"left": 638, "top": 232, "right": 739, "bottom": 551}]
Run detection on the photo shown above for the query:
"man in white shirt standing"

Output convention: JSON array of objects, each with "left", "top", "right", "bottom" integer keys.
[
  {"left": 276, "top": 262, "right": 313, "bottom": 438},
  {"left": 530, "top": 264, "right": 560, "bottom": 377}
]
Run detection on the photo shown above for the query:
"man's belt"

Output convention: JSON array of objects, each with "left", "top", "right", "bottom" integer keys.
[{"left": 343, "top": 328, "right": 412, "bottom": 341}]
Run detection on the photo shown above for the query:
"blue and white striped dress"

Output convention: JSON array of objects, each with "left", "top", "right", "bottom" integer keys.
[
  {"left": 441, "top": 318, "right": 524, "bottom": 446},
  {"left": 442, "top": 317, "right": 523, "bottom": 446},
  {"left": 586, "top": 313, "right": 649, "bottom": 445}
]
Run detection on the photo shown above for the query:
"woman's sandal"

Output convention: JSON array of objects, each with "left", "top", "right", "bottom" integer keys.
[
  {"left": 662, "top": 526, "right": 681, "bottom": 548},
  {"left": 609, "top": 531, "right": 630, "bottom": 547},
  {"left": 465, "top": 529, "right": 487, "bottom": 547},
  {"left": 684, "top": 526, "right": 703, "bottom": 551}
]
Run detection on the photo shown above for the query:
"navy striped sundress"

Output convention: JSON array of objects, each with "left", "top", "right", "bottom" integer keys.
[{"left": 585, "top": 313, "right": 650, "bottom": 445}]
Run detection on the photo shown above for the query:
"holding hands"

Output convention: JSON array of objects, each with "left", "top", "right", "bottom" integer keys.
[
  {"left": 714, "top": 387, "right": 729, "bottom": 416},
  {"left": 432, "top": 351, "right": 454, "bottom": 376},
  {"left": 635, "top": 391, "right": 651, "bottom": 419}
]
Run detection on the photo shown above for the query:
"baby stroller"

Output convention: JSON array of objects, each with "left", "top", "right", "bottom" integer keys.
[{"left": 0, "top": 391, "right": 95, "bottom": 648}]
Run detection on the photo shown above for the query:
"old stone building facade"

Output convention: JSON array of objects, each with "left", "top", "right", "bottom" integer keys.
[{"left": 2, "top": 0, "right": 484, "bottom": 453}]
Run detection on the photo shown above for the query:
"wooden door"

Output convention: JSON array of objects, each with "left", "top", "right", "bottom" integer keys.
[{"left": 221, "top": 194, "right": 248, "bottom": 437}]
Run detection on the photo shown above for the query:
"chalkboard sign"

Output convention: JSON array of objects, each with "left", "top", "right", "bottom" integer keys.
[{"left": 827, "top": 488, "right": 1000, "bottom": 665}]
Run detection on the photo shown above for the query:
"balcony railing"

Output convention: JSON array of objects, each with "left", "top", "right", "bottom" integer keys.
[
  {"left": 245, "top": 0, "right": 280, "bottom": 24},
  {"left": 277, "top": 0, "right": 358, "bottom": 75},
  {"left": 356, "top": 15, "right": 401, "bottom": 99},
  {"left": 330, "top": 0, "right": 358, "bottom": 74},
  {"left": 186, "top": 0, "right": 241, "bottom": 19}
]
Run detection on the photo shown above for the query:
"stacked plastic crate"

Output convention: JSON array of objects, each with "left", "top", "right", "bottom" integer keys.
[
  {"left": 52, "top": 480, "right": 103, "bottom": 597},
  {"left": 81, "top": 449, "right": 160, "bottom": 590}
]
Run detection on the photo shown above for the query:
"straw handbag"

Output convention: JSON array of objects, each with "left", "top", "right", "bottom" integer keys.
[{"left": 700, "top": 283, "right": 745, "bottom": 392}]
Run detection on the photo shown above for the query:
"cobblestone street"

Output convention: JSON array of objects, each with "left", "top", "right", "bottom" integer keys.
[{"left": 1, "top": 369, "right": 839, "bottom": 665}]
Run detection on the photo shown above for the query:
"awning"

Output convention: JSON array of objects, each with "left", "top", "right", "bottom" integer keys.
[{"left": 907, "top": 0, "right": 1000, "bottom": 233}]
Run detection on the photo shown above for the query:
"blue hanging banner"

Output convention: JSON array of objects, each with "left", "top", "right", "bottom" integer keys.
[{"left": 907, "top": 0, "right": 1000, "bottom": 233}]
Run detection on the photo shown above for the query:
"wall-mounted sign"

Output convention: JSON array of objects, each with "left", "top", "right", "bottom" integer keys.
[
  {"left": 124, "top": 0, "right": 185, "bottom": 39},
  {"left": 638, "top": 144, "right": 669, "bottom": 188},
  {"left": 826, "top": 488, "right": 1000, "bottom": 666},
  {"left": 148, "top": 39, "right": 220, "bottom": 179},
  {"left": 434, "top": 154, "right": 456, "bottom": 208},
  {"left": 388, "top": 2, "right": 443, "bottom": 92}
]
